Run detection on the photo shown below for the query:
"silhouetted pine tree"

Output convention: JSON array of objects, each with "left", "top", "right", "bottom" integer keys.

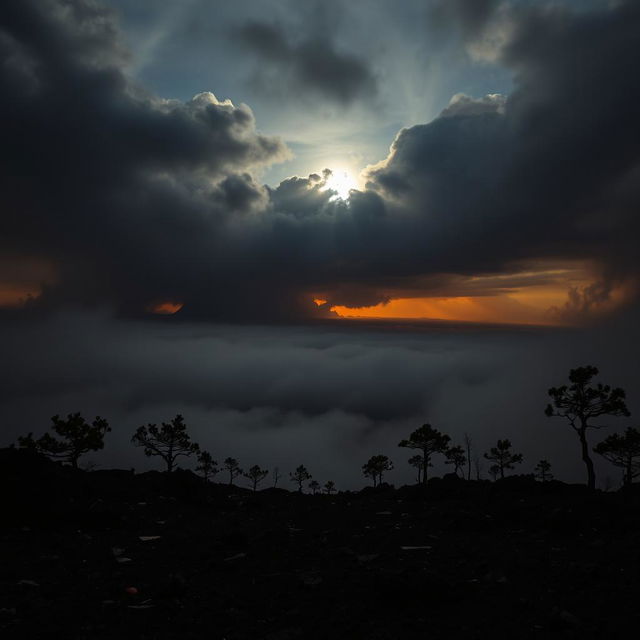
[
  {"left": 223, "top": 457, "right": 243, "bottom": 485},
  {"left": 18, "top": 413, "right": 110, "bottom": 469},
  {"left": 546, "top": 365, "right": 629, "bottom": 490},
  {"left": 594, "top": 427, "right": 640, "bottom": 486},
  {"left": 243, "top": 465, "right": 269, "bottom": 491},
  {"left": 445, "top": 445, "right": 466, "bottom": 477},
  {"left": 398, "top": 424, "right": 450, "bottom": 484},
  {"left": 196, "top": 450, "right": 218, "bottom": 482},
  {"left": 408, "top": 454, "right": 425, "bottom": 483},
  {"left": 290, "top": 465, "right": 312, "bottom": 492},
  {"left": 362, "top": 455, "right": 393, "bottom": 487},
  {"left": 484, "top": 439, "right": 523, "bottom": 479},
  {"left": 534, "top": 459, "right": 553, "bottom": 482},
  {"left": 131, "top": 415, "right": 198, "bottom": 472}
]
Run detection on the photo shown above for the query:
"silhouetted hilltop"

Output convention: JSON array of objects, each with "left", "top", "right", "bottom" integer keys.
[{"left": 2, "top": 447, "right": 640, "bottom": 639}]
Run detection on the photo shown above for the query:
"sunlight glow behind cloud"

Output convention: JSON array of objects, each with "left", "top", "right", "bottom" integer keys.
[{"left": 322, "top": 168, "right": 361, "bottom": 200}]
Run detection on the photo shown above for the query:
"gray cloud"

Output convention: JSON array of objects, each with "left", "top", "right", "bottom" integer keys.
[
  {"left": 1, "top": 0, "right": 639, "bottom": 324},
  {"left": 365, "top": 1, "right": 640, "bottom": 298},
  {"left": 548, "top": 278, "right": 618, "bottom": 324},
  {"left": 439, "top": 92, "right": 506, "bottom": 117},
  {"left": 429, "top": 0, "right": 502, "bottom": 40},
  {"left": 235, "top": 20, "right": 377, "bottom": 105},
  {"left": 0, "top": 0, "right": 292, "bottom": 318}
]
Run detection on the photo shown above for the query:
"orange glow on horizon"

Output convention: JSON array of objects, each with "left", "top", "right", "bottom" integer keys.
[
  {"left": 0, "top": 286, "right": 40, "bottom": 308},
  {"left": 328, "top": 285, "right": 609, "bottom": 326},
  {"left": 150, "top": 301, "right": 184, "bottom": 315},
  {"left": 319, "top": 263, "right": 633, "bottom": 326},
  {"left": 328, "top": 283, "right": 630, "bottom": 325},
  {"left": 0, "top": 256, "right": 57, "bottom": 308},
  {"left": 329, "top": 295, "right": 564, "bottom": 325}
]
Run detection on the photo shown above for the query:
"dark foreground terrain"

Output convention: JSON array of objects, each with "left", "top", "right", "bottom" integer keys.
[{"left": 2, "top": 449, "right": 640, "bottom": 639}]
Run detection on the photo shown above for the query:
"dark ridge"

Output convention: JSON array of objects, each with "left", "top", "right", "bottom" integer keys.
[{"left": 2, "top": 447, "right": 639, "bottom": 639}]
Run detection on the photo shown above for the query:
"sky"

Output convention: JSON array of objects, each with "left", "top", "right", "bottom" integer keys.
[{"left": 1, "top": 0, "right": 639, "bottom": 488}]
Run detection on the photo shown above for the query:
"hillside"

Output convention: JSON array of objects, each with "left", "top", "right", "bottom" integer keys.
[{"left": 2, "top": 448, "right": 639, "bottom": 639}]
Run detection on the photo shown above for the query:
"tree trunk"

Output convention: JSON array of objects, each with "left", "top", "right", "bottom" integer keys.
[
  {"left": 578, "top": 426, "right": 596, "bottom": 490},
  {"left": 167, "top": 444, "right": 174, "bottom": 473},
  {"left": 422, "top": 451, "right": 429, "bottom": 485}
]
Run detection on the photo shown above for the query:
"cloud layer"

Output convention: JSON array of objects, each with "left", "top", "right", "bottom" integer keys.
[
  {"left": 1, "top": 309, "right": 637, "bottom": 487},
  {"left": 1, "top": 0, "right": 639, "bottom": 323}
]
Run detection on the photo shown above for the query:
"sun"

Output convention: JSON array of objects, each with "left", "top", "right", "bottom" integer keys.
[{"left": 323, "top": 168, "right": 360, "bottom": 200}]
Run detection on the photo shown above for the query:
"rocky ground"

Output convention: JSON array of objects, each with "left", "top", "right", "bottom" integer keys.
[{"left": 2, "top": 448, "right": 640, "bottom": 639}]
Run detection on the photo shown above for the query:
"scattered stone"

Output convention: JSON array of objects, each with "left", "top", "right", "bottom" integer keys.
[
  {"left": 357, "top": 554, "right": 379, "bottom": 564},
  {"left": 400, "top": 546, "right": 432, "bottom": 551},
  {"left": 18, "top": 579, "right": 39, "bottom": 587},
  {"left": 2, "top": 448, "right": 638, "bottom": 638},
  {"left": 559, "top": 610, "right": 582, "bottom": 628},
  {"left": 127, "top": 605, "right": 155, "bottom": 610},
  {"left": 301, "top": 573, "right": 322, "bottom": 586}
]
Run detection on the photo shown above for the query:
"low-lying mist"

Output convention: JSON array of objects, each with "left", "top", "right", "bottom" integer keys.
[{"left": 1, "top": 309, "right": 638, "bottom": 489}]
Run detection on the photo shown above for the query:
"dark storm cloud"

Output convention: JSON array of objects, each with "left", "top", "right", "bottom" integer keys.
[
  {"left": 235, "top": 20, "right": 377, "bottom": 105},
  {"left": 364, "top": 0, "right": 640, "bottom": 296},
  {"left": 0, "top": 0, "right": 292, "bottom": 318},
  {"left": 1, "top": 0, "right": 640, "bottom": 321},
  {"left": 429, "top": 0, "right": 501, "bottom": 40}
]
